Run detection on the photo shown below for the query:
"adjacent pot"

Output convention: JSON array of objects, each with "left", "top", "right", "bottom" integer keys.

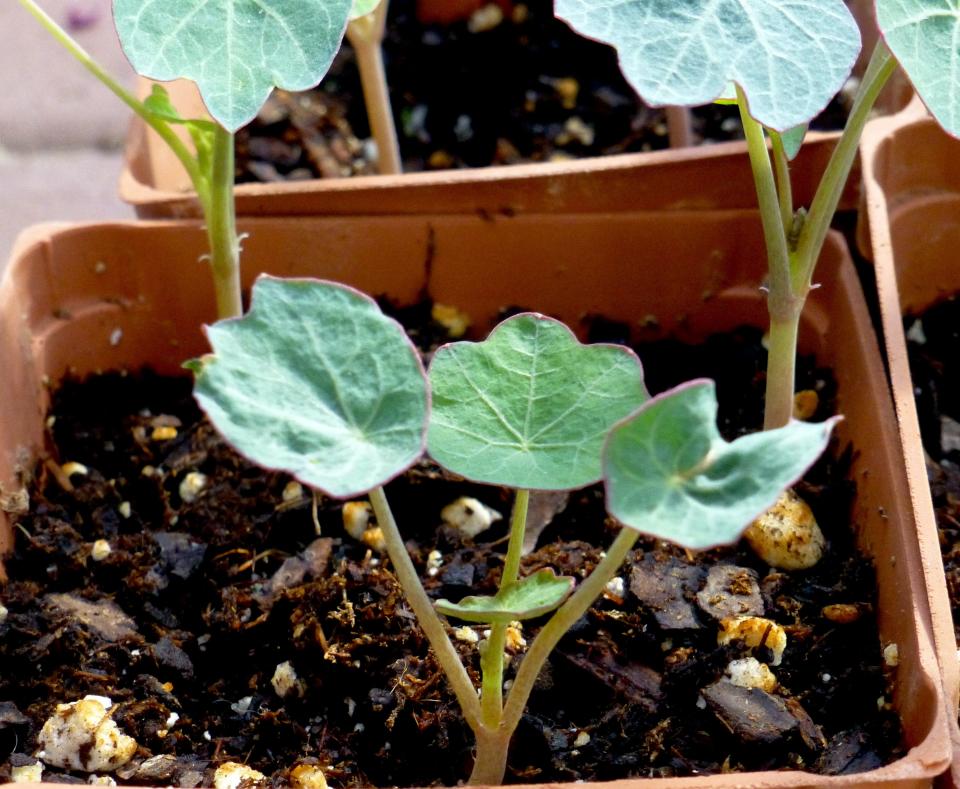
[
  {"left": 0, "top": 211, "right": 951, "bottom": 786},
  {"left": 119, "top": 75, "right": 913, "bottom": 220},
  {"left": 860, "top": 96, "right": 960, "bottom": 786}
]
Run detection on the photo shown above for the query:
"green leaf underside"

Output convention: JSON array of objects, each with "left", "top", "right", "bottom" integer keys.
[
  {"left": 350, "top": 0, "right": 382, "bottom": 19},
  {"left": 191, "top": 276, "right": 428, "bottom": 499},
  {"left": 428, "top": 314, "right": 647, "bottom": 490},
  {"left": 114, "top": 0, "right": 353, "bottom": 131},
  {"left": 775, "top": 123, "right": 809, "bottom": 160},
  {"left": 435, "top": 569, "right": 575, "bottom": 623},
  {"left": 555, "top": 0, "right": 860, "bottom": 131},
  {"left": 604, "top": 381, "right": 836, "bottom": 550},
  {"left": 876, "top": 0, "right": 960, "bottom": 136}
]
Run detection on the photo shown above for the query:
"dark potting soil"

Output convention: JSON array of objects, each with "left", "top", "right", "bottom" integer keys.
[
  {"left": 0, "top": 315, "right": 901, "bottom": 786},
  {"left": 902, "top": 296, "right": 960, "bottom": 644},
  {"left": 234, "top": 0, "right": 855, "bottom": 183}
]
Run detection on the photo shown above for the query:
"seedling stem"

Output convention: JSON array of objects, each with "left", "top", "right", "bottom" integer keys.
[
  {"left": 347, "top": 0, "right": 403, "bottom": 175},
  {"left": 738, "top": 42, "right": 896, "bottom": 429}
]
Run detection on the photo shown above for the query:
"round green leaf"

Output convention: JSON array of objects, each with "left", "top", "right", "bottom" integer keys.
[
  {"left": 603, "top": 380, "right": 837, "bottom": 550},
  {"left": 113, "top": 0, "right": 353, "bottom": 131},
  {"left": 190, "top": 276, "right": 428, "bottom": 499},
  {"left": 555, "top": 0, "right": 861, "bottom": 131},
  {"left": 877, "top": 0, "right": 960, "bottom": 136},
  {"left": 435, "top": 569, "right": 575, "bottom": 624},
  {"left": 428, "top": 313, "right": 647, "bottom": 490}
]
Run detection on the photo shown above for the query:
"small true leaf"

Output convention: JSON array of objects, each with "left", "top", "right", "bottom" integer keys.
[
  {"left": 190, "top": 276, "right": 428, "bottom": 499},
  {"left": 114, "top": 0, "right": 353, "bottom": 131},
  {"left": 773, "top": 123, "right": 808, "bottom": 161},
  {"left": 876, "top": 0, "right": 960, "bottom": 137},
  {"left": 603, "top": 380, "right": 836, "bottom": 550},
  {"left": 428, "top": 313, "right": 647, "bottom": 490},
  {"left": 350, "top": 0, "right": 382, "bottom": 19},
  {"left": 555, "top": 0, "right": 860, "bottom": 131},
  {"left": 435, "top": 569, "right": 575, "bottom": 623},
  {"left": 142, "top": 84, "right": 217, "bottom": 168}
]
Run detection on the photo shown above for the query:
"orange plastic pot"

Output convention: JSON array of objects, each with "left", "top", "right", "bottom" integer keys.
[
  {"left": 0, "top": 211, "right": 950, "bottom": 786},
  {"left": 119, "top": 73, "right": 914, "bottom": 221},
  {"left": 860, "top": 96, "right": 960, "bottom": 786}
]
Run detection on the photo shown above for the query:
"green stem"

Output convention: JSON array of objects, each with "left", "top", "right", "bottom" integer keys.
[
  {"left": 736, "top": 85, "right": 793, "bottom": 320},
  {"left": 346, "top": 0, "right": 402, "bottom": 175},
  {"left": 368, "top": 486, "right": 482, "bottom": 733},
  {"left": 769, "top": 132, "right": 794, "bottom": 234},
  {"left": 763, "top": 316, "right": 801, "bottom": 430},
  {"left": 16, "top": 0, "right": 205, "bottom": 196},
  {"left": 501, "top": 489, "right": 529, "bottom": 586},
  {"left": 206, "top": 127, "right": 243, "bottom": 320},
  {"left": 497, "top": 528, "right": 639, "bottom": 749},
  {"left": 793, "top": 41, "right": 896, "bottom": 293},
  {"left": 478, "top": 489, "right": 530, "bottom": 728}
]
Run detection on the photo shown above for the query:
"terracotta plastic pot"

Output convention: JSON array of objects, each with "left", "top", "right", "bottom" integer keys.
[
  {"left": 120, "top": 76, "right": 916, "bottom": 220},
  {"left": 860, "top": 96, "right": 960, "bottom": 786},
  {"left": 0, "top": 211, "right": 951, "bottom": 786}
]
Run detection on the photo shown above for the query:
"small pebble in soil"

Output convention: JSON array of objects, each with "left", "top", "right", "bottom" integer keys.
[
  {"left": 883, "top": 643, "right": 900, "bottom": 667},
  {"left": 61, "top": 461, "right": 88, "bottom": 478},
  {"left": 272, "top": 661, "right": 304, "bottom": 699},
  {"left": 282, "top": 481, "right": 304, "bottom": 502},
  {"left": 718, "top": 616, "right": 788, "bottom": 665},
  {"left": 454, "top": 626, "right": 480, "bottom": 644},
  {"left": 179, "top": 471, "right": 209, "bottom": 504},
  {"left": 467, "top": 3, "right": 503, "bottom": 32},
  {"left": 213, "top": 762, "right": 268, "bottom": 789},
  {"left": 793, "top": 389, "right": 820, "bottom": 420},
  {"left": 38, "top": 696, "right": 137, "bottom": 773},
  {"left": 117, "top": 501, "right": 131, "bottom": 519},
  {"left": 10, "top": 760, "right": 42, "bottom": 783},
  {"left": 89, "top": 539, "right": 111, "bottom": 562},
  {"left": 151, "top": 426, "right": 178, "bottom": 441},
  {"left": 822, "top": 603, "right": 863, "bottom": 624},
  {"left": 289, "top": 763, "right": 329, "bottom": 789},
  {"left": 343, "top": 500, "right": 373, "bottom": 540},
  {"left": 744, "top": 489, "right": 825, "bottom": 570},
  {"left": 431, "top": 304, "right": 471, "bottom": 338},
  {"left": 441, "top": 496, "right": 502, "bottom": 540},
  {"left": 725, "top": 657, "right": 777, "bottom": 692}
]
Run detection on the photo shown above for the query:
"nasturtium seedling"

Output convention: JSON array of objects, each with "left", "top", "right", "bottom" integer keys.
[
  {"left": 188, "top": 276, "right": 428, "bottom": 498},
  {"left": 113, "top": 0, "right": 354, "bottom": 131},
  {"left": 603, "top": 380, "right": 838, "bottom": 549},
  {"left": 428, "top": 313, "right": 647, "bottom": 490},
  {"left": 876, "top": 0, "right": 960, "bottom": 136},
  {"left": 554, "top": 0, "right": 860, "bottom": 131},
  {"left": 435, "top": 568, "right": 574, "bottom": 624}
]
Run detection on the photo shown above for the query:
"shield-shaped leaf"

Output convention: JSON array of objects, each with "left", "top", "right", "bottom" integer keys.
[
  {"left": 428, "top": 313, "right": 647, "bottom": 490},
  {"left": 876, "top": 0, "right": 960, "bottom": 137},
  {"left": 189, "top": 276, "right": 428, "bottom": 498},
  {"left": 603, "top": 380, "right": 836, "bottom": 550},
  {"left": 555, "top": 0, "right": 860, "bottom": 131},
  {"left": 114, "top": 0, "right": 353, "bottom": 131}
]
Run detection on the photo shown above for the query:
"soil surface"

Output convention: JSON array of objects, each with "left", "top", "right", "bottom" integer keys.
[
  {"left": 0, "top": 313, "right": 901, "bottom": 786},
  {"left": 902, "top": 296, "right": 960, "bottom": 643},
  {"left": 234, "top": 0, "right": 854, "bottom": 183}
]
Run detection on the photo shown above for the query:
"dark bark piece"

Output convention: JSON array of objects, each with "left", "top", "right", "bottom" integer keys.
[
  {"left": 253, "top": 537, "right": 333, "bottom": 609},
  {"left": 0, "top": 703, "right": 29, "bottom": 729},
  {"left": 148, "top": 636, "right": 195, "bottom": 678},
  {"left": 815, "top": 728, "right": 884, "bottom": 775},
  {"left": 558, "top": 646, "right": 663, "bottom": 715},
  {"left": 630, "top": 553, "right": 705, "bottom": 630},
  {"left": 522, "top": 491, "right": 570, "bottom": 554},
  {"left": 702, "top": 680, "right": 797, "bottom": 746},
  {"left": 153, "top": 532, "right": 207, "bottom": 580},
  {"left": 696, "top": 564, "right": 764, "bottom": 621},
  {"left": 44, "top": 593, "right": 139, "bottom": 642}
]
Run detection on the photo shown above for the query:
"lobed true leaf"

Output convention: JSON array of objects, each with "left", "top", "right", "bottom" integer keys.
[
  {"left": 428, "top": 313, "right": 647, "bottom": 491},
  {"left": 603, "top": 380, "right": 836, "bottom": 550},
  {"left": 189, "top": 276, "right": 429, "bottom": 499}
]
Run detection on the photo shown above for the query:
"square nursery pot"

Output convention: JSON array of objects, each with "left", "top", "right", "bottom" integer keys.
[
  {"left": 860, "top": 95, "right": 960, "bottom": 786},
  {"left": 0, "top": 212, "right": 951, "bottom": 787},
  {"left": 118, "top": 73, "right": 913, "bottom": 220}
]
